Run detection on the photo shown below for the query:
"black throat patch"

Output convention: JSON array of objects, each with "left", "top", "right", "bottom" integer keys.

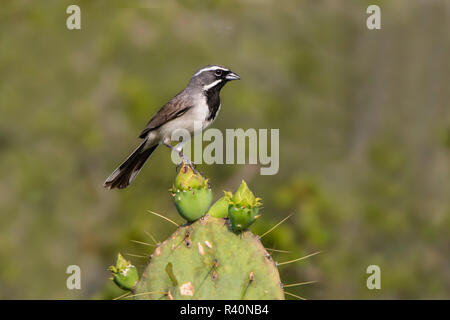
[{"left": 205, "top": 84, "right": 224, "bottom": 121}]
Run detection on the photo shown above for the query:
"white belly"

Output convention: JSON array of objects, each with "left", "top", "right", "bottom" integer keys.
[{"left": 155, "top": 98, "right": 212, "bottom": 142}]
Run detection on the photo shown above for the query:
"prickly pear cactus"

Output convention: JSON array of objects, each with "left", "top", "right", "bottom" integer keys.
[
  {"left": 109, "top": 164, "right": 292, "bottom": 299},
  {"left": 133, "top": 215, "right": 284, "bottom": 300}
]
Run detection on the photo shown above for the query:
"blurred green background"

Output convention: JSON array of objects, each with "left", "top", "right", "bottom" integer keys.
[{"left": 1, "top": 0, "right": 449, "bottom": 299}]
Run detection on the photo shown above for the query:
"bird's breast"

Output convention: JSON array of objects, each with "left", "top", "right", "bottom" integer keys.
[
  {"left": 190, "top": 97, "right": 211, "bottom": 125},
  {"left": 156, "top": 98, "right": 210, "bottom": 140}
]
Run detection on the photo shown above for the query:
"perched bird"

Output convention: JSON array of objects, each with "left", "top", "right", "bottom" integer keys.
[{"left": 104, "top": 65, "right": 240, "bottom": 189}]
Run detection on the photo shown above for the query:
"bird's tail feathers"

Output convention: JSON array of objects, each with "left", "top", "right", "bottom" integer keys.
[{"left": 104, "top": 140, "right": 158, "bottom": 190}]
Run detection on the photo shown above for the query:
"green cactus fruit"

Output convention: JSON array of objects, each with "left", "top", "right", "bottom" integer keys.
[
  {"left": 170, "top": 163, "right": 212, "bottom": 222},
  {"left": 207, "top": 195, "right": 229, "bottom": 218},
  {"left": 228, "top": 205, "right": 261, "bottom": 232},
  {"left": 173, "top": 188, "right": 213, "bottom": 222},
  {"left": 109, "top": 253, "right": 139, "bottom": 291},
  {"left": 174, "top": 164, "right": 208, "bottom": 190},
  {"left": 232, "top": 180, "right": 255, "bottom": 207},
  {"left": 225, "top": 180, "right": 262, "bottom": 232},
  {"left": 133, "top": 216, "right": 284, "bottom": 300}
]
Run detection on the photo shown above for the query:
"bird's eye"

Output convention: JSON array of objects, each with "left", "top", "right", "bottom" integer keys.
[{"left": 214, "top": 69, "right": 223, "bottom": 77}]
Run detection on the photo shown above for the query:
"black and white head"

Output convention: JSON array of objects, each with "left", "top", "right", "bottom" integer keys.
[{"left": 189, "top": 65, "right": 240, "bottom": 92}]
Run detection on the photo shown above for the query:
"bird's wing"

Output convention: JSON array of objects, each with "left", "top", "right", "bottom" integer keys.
[{"left": 139, "top": 93, "right": 192, "bottom": 138}]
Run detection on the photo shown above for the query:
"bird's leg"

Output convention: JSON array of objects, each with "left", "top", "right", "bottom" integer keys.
[
  {"left": 172, "top": 141, "right": 198, "bottom": 174},
  {"left": 162, "top": 141, "right": 197, "bottom": 173}
]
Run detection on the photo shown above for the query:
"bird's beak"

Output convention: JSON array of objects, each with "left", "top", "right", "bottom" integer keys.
[{"left": 225, "top": 72, "right": 241, "bottom": 81}]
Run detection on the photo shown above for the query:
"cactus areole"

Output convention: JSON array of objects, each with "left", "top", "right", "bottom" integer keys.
[{"left": 134, "top": 216, "right": 284, "bottom": 300}]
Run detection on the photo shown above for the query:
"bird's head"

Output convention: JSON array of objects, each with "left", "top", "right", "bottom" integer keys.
[{"left": 189, "top": 65, "right": 240, "bottom": 92}]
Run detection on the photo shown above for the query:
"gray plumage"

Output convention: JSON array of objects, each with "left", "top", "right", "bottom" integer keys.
[{"left": 104, "top": 64, "right": 240, "bottom": 189}]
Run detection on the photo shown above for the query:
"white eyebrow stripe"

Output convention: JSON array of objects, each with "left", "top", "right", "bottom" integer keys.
[
  {"left": 202, "top": 79, "right": 223, "bottom": 91},
  {"left": 194, "top": 66, "right": 228, "bottom": 76}
]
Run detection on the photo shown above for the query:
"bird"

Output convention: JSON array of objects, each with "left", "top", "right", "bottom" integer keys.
[{"left": 104, "top": 65, "right": 240, "bottom": 190}]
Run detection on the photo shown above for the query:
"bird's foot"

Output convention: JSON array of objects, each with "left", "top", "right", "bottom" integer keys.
[{"left": 175, "top": 153, "right": 198, "bottom": 175}]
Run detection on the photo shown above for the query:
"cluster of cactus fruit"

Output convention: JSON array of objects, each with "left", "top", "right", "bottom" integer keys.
[
  {"left": 109, "top": 163, "right": 285, "bottom": 299},
  {"left": 169, "top": 164, "right": 262, "bottom": 231}
]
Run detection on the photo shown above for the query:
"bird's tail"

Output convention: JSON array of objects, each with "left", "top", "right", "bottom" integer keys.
[{"left": 103, "top": 140, "right": 158, "bottom": 190}]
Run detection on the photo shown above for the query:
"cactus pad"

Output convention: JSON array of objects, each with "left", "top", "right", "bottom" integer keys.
[{"left": 133, "top": 215, "right": 284, "bottom": 300}]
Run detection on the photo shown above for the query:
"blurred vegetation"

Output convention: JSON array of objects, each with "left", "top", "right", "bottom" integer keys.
[{"left": 0, "top": 0, "right": 449, "bottom": 299}]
